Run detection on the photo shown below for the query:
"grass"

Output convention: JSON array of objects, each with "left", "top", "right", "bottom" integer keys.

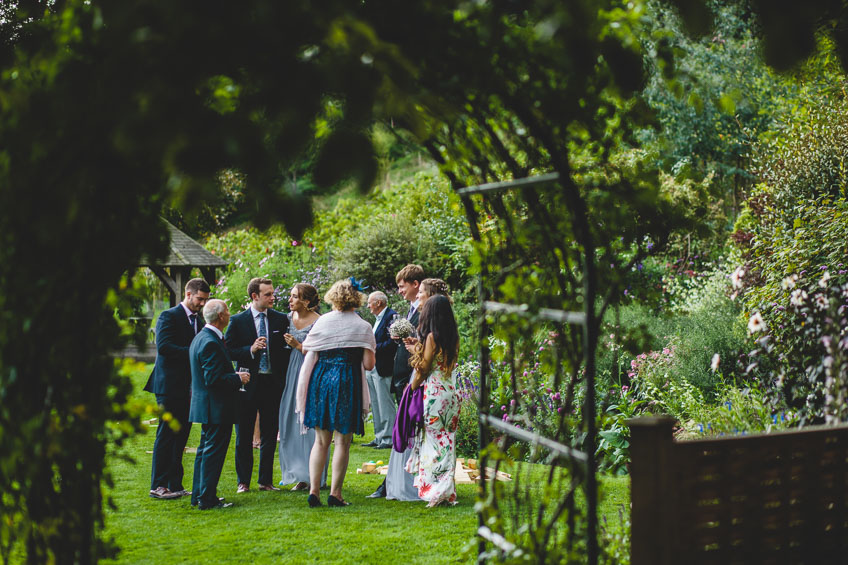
[{"left": 99, "top": 362, "right": 630, "bottom": 565}]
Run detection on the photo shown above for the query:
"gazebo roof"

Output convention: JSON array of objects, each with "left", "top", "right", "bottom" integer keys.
[{"left": 142, "top": 219, "right": 229, "bottom": 268}]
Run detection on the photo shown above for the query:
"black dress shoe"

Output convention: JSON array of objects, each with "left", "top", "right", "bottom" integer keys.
[
  {"left": 328, "top": 495, "right": 350, "bottom": 507},
  {"left": 191, "top": 497, "right": 224, "bottom": 507},
  {"left": 307, "top": 494, "right": 322, "bottom": 508},
  {"left": 366, "top": 484, "right": 386, "bottom": 499},
  {"left": 375, "top": 443, "right": 392, "bottom": 449},
  {"left": 362, "top": 440, "right": 379, "bottom": 447}
]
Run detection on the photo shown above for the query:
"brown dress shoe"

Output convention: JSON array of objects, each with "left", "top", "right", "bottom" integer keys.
[
  {"left": 237, "top": 483, "right": 249, "bottom": 493},
  {"left": 149, "top": 486, "right": 180, "bottom": 499},
  {"left": 258, "top": 484, "right": 281, "bottom": 491}
]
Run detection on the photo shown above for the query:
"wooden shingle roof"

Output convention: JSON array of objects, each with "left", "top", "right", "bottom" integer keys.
[{"left": 143, "top": 219, "right": 229, "bottom": 268}]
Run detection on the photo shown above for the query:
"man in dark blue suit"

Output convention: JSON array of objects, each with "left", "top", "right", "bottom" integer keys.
[
  {"left": 225, "top": 277, "right": 292, "bottom": 493},
  {"left": 363, "top": 291, "right": 398, "bottom": 449},
  {"left": 189, "top": 299, "right": 250, "bottom": 510},
  {"left": 368, "top": 264, "right": 425, "bottom": 499},
  {"left": 144, "top": 278, "right": 209, "bottom": 499}
]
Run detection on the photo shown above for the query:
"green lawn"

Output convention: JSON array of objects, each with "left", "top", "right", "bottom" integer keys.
[{"left": 101, "top": 363, "right": 630, "bottom": 564}]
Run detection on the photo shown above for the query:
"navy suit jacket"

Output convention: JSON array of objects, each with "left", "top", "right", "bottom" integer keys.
[
  {"left": 189, "top": 327, "right": 242, "bottom": 424},
  {"left": 393, "top": 307, "right": 419, "bottom": 383},
  {"left": 144, "top": 305, "right": 203, "bottom": 398},
  {"left": 374, "top": 307, "right": 398, "bottom": 377},
  {"left": 225, "top": 308, "right": 291, "bottom": 399}
]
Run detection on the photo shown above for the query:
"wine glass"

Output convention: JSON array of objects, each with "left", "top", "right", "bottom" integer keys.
[{"left": 238, "top": 367, "right": 249, "bottom": 392}]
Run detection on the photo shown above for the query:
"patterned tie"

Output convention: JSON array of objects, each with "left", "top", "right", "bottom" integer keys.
[
  {"left": 258, "top": 312, "right": 270, "bottom": 373},
  {"left": 189, "top": 314, "right": 197, "bottom": 334}
]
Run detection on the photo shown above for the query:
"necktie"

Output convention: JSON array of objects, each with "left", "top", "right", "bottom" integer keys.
[
  {"left": 258, "top": 312, "right": 270, "bottom": 373},
  {"left": 189, "top": 314, "right": 197, "bottom": 334},
  {"left": 407, "top": 306, "right": 416, "bottom": 320}
]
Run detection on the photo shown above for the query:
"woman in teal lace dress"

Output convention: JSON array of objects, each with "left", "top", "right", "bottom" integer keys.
[{"left": 296, "top": 279, "right": 376, "bottom": 507}]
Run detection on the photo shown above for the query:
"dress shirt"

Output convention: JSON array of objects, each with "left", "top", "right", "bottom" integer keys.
[
  {"left": 372, "top": 306, "right": 387, "bottom": 333},
  {"left": 180, "top": 303, "right": 197, "bottom": 332},
  {"left": 204, "top": 324, "right": 224, "bottom": 340},
  {"left": 407, "top": 299, "right": 420, "bottom": 320},
  {"left": 250, "top": 305, "right": 271, "bottom": 372}
]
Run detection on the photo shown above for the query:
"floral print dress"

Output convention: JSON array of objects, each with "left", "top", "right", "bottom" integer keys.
[{"left": 405, "top": 366, "right": 460, "bottom": 506}]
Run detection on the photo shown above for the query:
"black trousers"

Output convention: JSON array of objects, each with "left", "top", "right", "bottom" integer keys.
[
  {"left": 150, "top": 394, "right": 191, "bottom": 491},
  {"left": 234, "top": 373, "right": 283, "bottom": 486},
  {"left": 191, "top": 423, "right": 232, "bottom": 508}
]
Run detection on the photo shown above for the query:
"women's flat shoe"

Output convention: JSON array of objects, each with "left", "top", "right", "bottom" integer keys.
[
  {"left": 327, "top": 495, "right": 350, "bottom": 507},
  {"left": 307, "top": 494, "right": 322, "bottom": 508}
]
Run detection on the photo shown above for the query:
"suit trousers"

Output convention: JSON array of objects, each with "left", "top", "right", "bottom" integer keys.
[
  {"left": 365, "top": 368, "right": 396, "bottom": 446},
  {"left": 235, "top": 373, "right": 283, "bottom": 486},
  {"left": 191, "top": 423, "right": 233, "bottom": 508},
  {"left": 150, "top": 394, "right": 191, "bottom": 491}
]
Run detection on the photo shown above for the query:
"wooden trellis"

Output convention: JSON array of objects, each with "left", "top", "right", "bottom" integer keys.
[{"left": 458, "top": 173, "right": 600, "bottom": 564}]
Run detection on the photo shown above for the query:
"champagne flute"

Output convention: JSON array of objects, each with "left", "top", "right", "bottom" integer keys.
[{"left": 238, "top": 367, "right": 249, "bottom": 392}]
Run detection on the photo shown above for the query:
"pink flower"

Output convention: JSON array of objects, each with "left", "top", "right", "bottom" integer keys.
[{"left": 291, "top": 240, "right": 299, "bottom": 246}]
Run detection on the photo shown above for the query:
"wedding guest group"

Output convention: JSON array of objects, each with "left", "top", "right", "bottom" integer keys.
[
  {"left": 144, "top": 264, "right": 460, "bottom": 511},
  {"left": 145, "top": 278, "right": 209, "bottom": 500}
]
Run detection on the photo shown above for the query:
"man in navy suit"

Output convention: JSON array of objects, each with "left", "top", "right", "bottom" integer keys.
[
  {"left": 189, "top": 299, "right": 250, "bottom": 510},
  {"left": 363, "top": 291, "right": 398, "bottom": 449},
  {"left": 144, "top": 278, "right": 210, "bottom": 499},
  {"left": 368, "top": 264, "right": 425, "bottom": 499},
  {"left": 226, "top": 277, "right": 292, "bottom": 493}
]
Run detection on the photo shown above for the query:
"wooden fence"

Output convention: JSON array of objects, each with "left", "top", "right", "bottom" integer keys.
[{"left": 628, "top": 417, "right": 848, "bottom": 565}]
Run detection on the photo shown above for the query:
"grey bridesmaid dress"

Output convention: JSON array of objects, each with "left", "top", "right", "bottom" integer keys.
[{"left": 278, "top": 315, "right": 328, "bottom": 486}]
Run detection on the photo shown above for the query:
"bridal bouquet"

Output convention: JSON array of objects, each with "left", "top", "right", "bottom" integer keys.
[{"left": 389, "top": 317, "right": 415, "bottom": 339}]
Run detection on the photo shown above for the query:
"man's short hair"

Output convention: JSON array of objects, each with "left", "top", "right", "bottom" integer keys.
[
  {"left": 395, "top": 264, "right": 425, "bottom": 284},
  {"left": 247, "top": 277, "right": 274, "bottom": 299},
  {"left": 185, "top": 278, "right": 210, "bottom": 295},
  {"left": 368, "top": 291, "right": 388, "bottom": 305},
  {"left": 203, "top": 299, "right": 228, "bottom": 323}
]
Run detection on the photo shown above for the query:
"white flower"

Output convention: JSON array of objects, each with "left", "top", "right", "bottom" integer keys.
[
  {"left": 790, "top": 289, "right": 808, "bottom": 307},
  {"left": 819, "top": 271, "right": 830, "bottom": 288},
  {"left": 388, "top": 317, "right": 416, "bottom": 339},
  {"left": 730, "top": 266, "right": 745, "bottom": 289},
  {"left": 781, "top": 274, "right": 798, "bottom": 290},
  {"left": 710, "top": 353, "right": 721, "bottom": 372},
  {"left": 748, "top": 312, "right": 764, "bottom": 334},
  {"left": 815, "top": 293, "right": 828, "bottom": 310}
]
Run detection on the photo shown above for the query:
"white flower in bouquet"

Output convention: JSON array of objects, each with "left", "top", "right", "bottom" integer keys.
[{"left": 389, "top": 317, "right": 415, "bottom": 339}]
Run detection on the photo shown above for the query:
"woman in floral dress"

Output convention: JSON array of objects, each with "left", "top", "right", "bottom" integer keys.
[{"left": 404, "top": 294, "right": 460, "bottom": 506}]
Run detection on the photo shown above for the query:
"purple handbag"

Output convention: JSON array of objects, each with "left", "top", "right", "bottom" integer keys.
[{"left": 392, "top": 384, "right": 424, "bottom": 452}]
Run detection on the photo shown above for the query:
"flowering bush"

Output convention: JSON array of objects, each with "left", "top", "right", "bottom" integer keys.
[
  {"left": 205, "top": 227, "right": 334, "bottom": 311},
  {"left": 745, "top": 271, "right": 848, "bottom": 424}
]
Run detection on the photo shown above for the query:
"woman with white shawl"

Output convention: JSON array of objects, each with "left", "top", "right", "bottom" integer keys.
[{"left": 296, "top": 278, "right": 376, "bottom": 508}]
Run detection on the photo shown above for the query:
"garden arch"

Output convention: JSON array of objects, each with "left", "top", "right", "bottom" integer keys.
[{"left": 458, "top": 173, "right": 604, "bottom": 564}]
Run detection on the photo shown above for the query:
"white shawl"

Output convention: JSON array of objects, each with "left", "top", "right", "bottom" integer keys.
[{"left": 295, "top": 310, "right": 376, "bottom": 426}]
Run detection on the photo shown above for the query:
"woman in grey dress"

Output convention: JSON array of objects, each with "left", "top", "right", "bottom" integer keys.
[{"left": 278, "top": 283, "right": 325, "bottom": 490}]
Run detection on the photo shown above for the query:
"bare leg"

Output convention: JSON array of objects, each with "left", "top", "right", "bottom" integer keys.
[
  {"left": 309, "top": 428, "right": 332, "bottom": 497},
  {"left": 329, "top": 431, "right": 352, "bottom": 500}
]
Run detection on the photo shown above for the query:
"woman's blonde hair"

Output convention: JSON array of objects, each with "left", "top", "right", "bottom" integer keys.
[{"left": 324, "top": 279, "right": 365, "bottom": 311}]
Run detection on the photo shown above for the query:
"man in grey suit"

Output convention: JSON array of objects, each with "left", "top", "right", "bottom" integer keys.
[
  {"left": 189, "top": 299, "right": 250, "bottom": 510},
  {"left": 363, "top": 291, "right": 398, "bottom": 449}
]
